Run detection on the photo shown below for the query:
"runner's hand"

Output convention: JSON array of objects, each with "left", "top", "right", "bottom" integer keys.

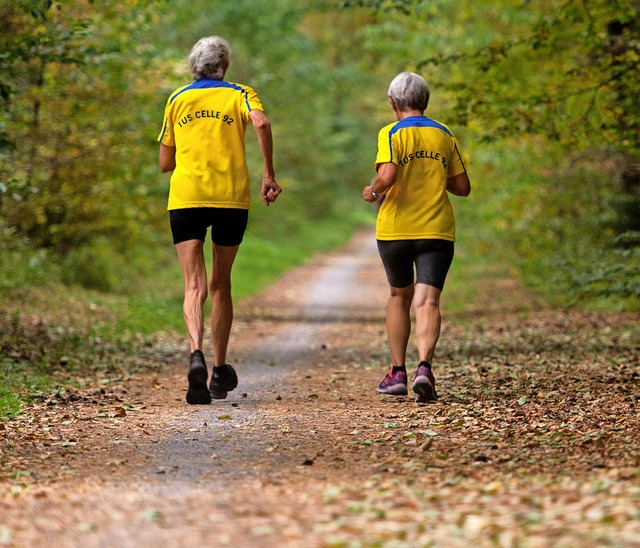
[{"left": 262, "top": 178, "right": 282, "bottom": 206}]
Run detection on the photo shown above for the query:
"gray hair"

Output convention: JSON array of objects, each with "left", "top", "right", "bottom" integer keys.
[
  {"left": 189, "top": 36, "right": 232, "bottom": 80},
  {"left": 388, "top": 72, "right": 430, "bottom": 112}
]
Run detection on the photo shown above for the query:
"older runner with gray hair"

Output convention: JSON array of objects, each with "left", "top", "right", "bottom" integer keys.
[
  {"left": 363, "top": 71, "right": 471, "bottom": 403},
  {"left": 158, "top": 36, "right": 281, "bottom": 405}
]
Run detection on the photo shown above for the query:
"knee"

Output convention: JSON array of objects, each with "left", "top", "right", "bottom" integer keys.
[
  {"left": 426, "top": 300, "right": 440, "bottom": 313},
  {"left": 414, "top": 294, "right": 440, "bottom": 312},
  {"left": 389, "top": 287, "right": 413, "bottom": 309},
  {"left": 209, "top": 276, "right": 231, "bottom": 295},
  {"left": 417, "top": 301, "right": 440, "bottom": 318},
  {"left": 390, "top": 285, "right": 413, "bottom": 299}
]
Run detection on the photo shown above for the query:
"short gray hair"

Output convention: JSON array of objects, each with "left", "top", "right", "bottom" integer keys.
[
  {"left": 388, "top": 72, "right": 430, "bottom": 112},
  {"left": 189, "top": 36, "right": 232, "bottom": 80}
]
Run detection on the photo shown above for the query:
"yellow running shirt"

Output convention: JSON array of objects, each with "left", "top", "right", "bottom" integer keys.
[
  {"left": 157, "top": 79, "right": 264, "bottom": 210},
  {"left": 374, "top": 116, "right": 468, "bottom": 241}
]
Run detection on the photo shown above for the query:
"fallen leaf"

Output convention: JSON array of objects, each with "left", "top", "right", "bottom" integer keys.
[
  {"left": 140, "top": 510, "right": 163, "bottom": 522},
  {"left": 114, "top": 407, "right": 127, "bottom": 417},
  {"left": 420, "top": 439, "right": 433, "bottom": 451}
]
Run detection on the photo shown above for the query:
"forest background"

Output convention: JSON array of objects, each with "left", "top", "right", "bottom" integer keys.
[{"left": 0, "top": 0, "right": 638, "bottom": 417}]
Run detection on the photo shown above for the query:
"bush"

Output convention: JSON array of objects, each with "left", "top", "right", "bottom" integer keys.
[{"left": 60, "top": 238, "right": 124, "bottom": 292}]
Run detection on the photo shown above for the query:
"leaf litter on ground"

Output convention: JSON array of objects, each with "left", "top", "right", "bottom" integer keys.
[{"left": 0, "top": 248, "right": 639, "bottom": 546}]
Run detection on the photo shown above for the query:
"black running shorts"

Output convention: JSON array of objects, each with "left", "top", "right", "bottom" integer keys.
[
  {"left": 169, "top": 207, "right": 249, "bottom": 246},
  {"left": 377, "top": 239, "right": 454, "bottom": 290}
]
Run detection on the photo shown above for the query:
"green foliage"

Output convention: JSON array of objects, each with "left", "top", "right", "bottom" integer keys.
[
  {"left": 0, "top": 0, "right": 164, "bottom": 254},
  {"left": 342, "top": 0, "right": 640, "bottom": 307},
  {"left": 566, "top": 232, "right": 640, "bottom": 302},
  {"left": 1, "top": 0, "right": 382, "bottom": 295},
  {"left": 453, "top": 140, "right": 640, "bottom": 311},
  {"left": 155, "top": 0, "right": 385, "bottom": 221},
  {"left": 60, "top": 238, "right": 123, "bottom": 291},
  {"left": 414, "top": 1, "right": 639, "bottom": 155},
  {"left": 1, "top": 0, "right": 637, "bottom": 310},
  {"left": 0, "top": 228, "right": 53, "bottom": 290}
]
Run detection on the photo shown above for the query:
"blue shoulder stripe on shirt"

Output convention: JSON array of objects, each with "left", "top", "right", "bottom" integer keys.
[
  {"left": 453, "top": 143, "right": 467, "bottom": 172},
  {"left": 158, "top": 118, "right": 169, "bottom": 143},
  {"left": 387, "top": 116, "right": 453, "bottom": 161},
  {"left": 169, "top": 78, "right": 252, "bottom": 110}
]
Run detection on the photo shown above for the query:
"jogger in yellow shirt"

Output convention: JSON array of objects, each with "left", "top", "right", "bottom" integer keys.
[
  {"left": 158, "top": 36, "right": 282, "bottom": 405},
  {"left": 363, "top": 71, "right": 471, "bottom": 403}
]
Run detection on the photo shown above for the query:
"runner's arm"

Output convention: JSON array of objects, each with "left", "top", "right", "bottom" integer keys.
[
  {"left": 159, "top": 143, "right": 176, "bottom": 173},
  {"left": 249, "top": 109, "right": 282, "bottom": 206},
  {"left": 363, "top": 162, "right": 397, "bottom": 202},
  {"left": 446, "top": 172, "right": 471, "bottom": 197}
]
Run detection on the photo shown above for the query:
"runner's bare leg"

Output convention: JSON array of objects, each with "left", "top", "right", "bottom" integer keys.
[
  {"left": 413, "top": 283, "right": 442, "bottom": 364},
  {"left": 386, "top": 284, "right": 414, "bottom": 366},
  {"left": 209, "top": 243, "right": 240, "bottom": 366},
  {"left": 176, "top": 239, "right": 208, "bottom": 353}
]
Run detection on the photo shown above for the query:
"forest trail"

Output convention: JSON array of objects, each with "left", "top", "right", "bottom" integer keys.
[{"left": 1, "top": 229, "right": 639, "bottom": 547}]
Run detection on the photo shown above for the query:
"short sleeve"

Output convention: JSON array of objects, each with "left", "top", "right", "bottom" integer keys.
[
  {"left": 374, "top": 124, "right": 396, "bottom": 168},
  {"left": 157, "top": 98, "right": 175, "bottom": 146},
  {"left": 238, "top": 84, "right": 264, "bottom": 123},
  {"left": 447, "top": 138, "right": 467, "bottom": 176}
]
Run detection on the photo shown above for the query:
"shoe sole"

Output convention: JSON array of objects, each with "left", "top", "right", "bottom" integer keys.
[
  {"left": 413, "top": 376, "right": 437, "bottom": 403},
  {"left": 209, "top": 365, "right": 238, "bottom": 400},
  {"left": 376, "top": 383, "right": 408, "bottom": 395},
  {"left": 186, "top": 366, "right": 211, "bottom": 405},
  {"left": 210, "top": 380, "right": 237, "bottom": 400},
  {"left": 209, "top": 387, "right": 229, "bottom": 400}
]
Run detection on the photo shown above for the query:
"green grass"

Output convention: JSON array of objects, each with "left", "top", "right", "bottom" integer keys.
[
  {"left": 0, "top": 382, "right": 24, "bottom": 419},
  {"left": 0, "top": 314, "right": 84, "bottom": 419},
  {"left": 0, "top": 358, "right": 61, "bottom": 418}
]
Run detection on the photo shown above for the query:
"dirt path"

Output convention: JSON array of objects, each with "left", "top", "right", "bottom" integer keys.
[{"left": 1, "top": 229, "right": 639, "bottom": 547}]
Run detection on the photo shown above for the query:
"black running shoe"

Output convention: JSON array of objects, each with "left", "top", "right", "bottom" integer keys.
[
  {"left": 186, "top": 350, "right": 212, "bottom": 405},
  {"left": 209, "top": 364, "right": 238, "bottom": 400}
]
